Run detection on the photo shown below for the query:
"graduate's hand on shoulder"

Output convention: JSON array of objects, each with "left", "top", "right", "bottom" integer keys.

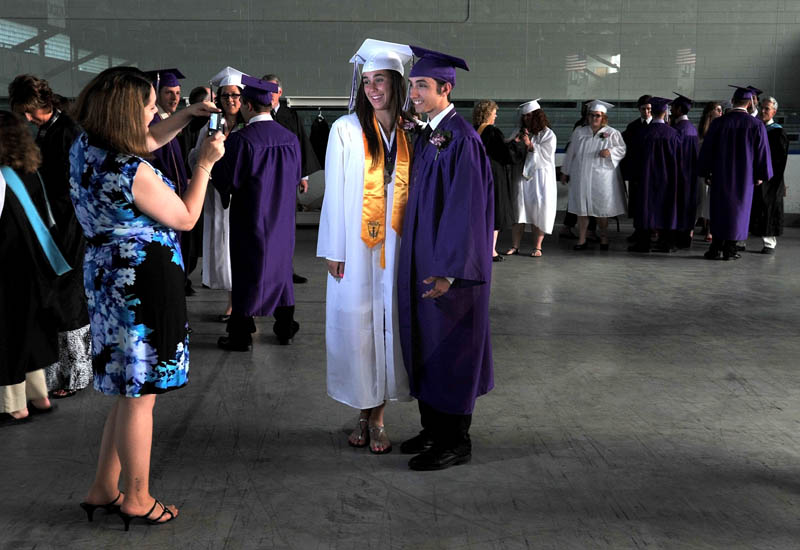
[
  {"left": 187, "top": 100, "right": 221, "bottom": 118},
  {"left": 298, "top": 179, "right": 309, "bottom": 194},
  {"left": 327, "top": 260, "right": 344, "bottom": 280},
  {"left": 422, "top": 276, "right": 451, "bottom": 299}
]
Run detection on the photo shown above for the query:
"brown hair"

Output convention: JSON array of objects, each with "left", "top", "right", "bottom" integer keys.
[
  {"left": 472, "top": 100, "right": 497, "bottom": 126},
  {"left": 8, "top": 74, "right": 58, "bottom": 114},
  {"left": 698, "top": 101, "right": 722, "bottom": 138},
  {"left": 71, "top": 67, "right": 153, "bottom": 156},
  {"left": 522, "top": 108, "right": 551, "bottom": 135},
  {"left": 0, "top": 110, "right": 42, "bottom": 173},
  {"left": 355, "top": 69, "right": 407, "bottom": 169}
]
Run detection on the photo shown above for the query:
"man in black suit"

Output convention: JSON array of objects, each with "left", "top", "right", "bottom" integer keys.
[
  {"left": 621, "top": 94, "right": 652, "bottom": 243},
  {"left": 263, "top": 74, "right": 321, "bottom": 284}
]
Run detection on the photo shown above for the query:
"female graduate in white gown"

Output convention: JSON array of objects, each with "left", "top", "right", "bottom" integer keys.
[
  {"left": 561, "top": 100, "right": 627, "bottom": 250},
  {"left": 317, "top": 40, "right": 413, "bottom": 454},
  {"left": 507, "top": 100, "right": 557, "bottom": 257},
  {"left": 189, "top": 68, "right": 246, "bottom": 320}
]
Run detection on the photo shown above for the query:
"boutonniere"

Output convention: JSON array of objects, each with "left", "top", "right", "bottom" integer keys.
[
  {"left": 430, "top": 128, "right": 453, "bottom": 160},
  {"left": 598, "top": 132, "right": 609, "bottom": 140},
  {"left": 401, "top": 119, "right": 418, "bottom": 134}
]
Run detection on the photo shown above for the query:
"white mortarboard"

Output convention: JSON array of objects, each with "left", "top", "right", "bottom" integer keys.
[
  {"left": 519, "top": 99, "right": 542, "bottom": 115},
  {"left": 348, "top": 38, "right": 413, "bottom": 110},
  {"left": 587, "top": 100, "right": 614, "bottom": 114},
  {"left": 210, "top": 66, "right": 246, "bottom": 89}
]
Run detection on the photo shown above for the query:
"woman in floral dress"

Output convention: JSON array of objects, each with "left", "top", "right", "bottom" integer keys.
[{"left": 69, "top": 67, "right": 224, "bottom": 528}]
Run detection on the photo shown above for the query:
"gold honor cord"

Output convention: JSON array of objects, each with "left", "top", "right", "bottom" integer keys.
[{"left": 360, "top": 115, "right": 411, "bottom": 269}]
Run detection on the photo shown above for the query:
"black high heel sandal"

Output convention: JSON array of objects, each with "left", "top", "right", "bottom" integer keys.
[
  {"left": 80, "top": 492, "right": 123, "bottom": 522},
  {"left": 118, "top": 498, "right": 176, "bottom": 531}
]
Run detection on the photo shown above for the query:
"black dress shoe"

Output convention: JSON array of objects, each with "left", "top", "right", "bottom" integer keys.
[
  {"left": 599, "top": 243, "right": 609, "bottom": 251},
  {"left": 276, "top": 321, "right": 300, "bottom": 345},
  {"left": 400, "top": 431, "right": 435, "bottom": 454},
  {"left": 627, "top": 243, "right": 649, "bottom": 253},
  {"left": 722, "top": 252, "right": 741, "bottom": 261},
  {"left": 573, "top": 242, "right": 590, "bottom": 251},
  {"left": 408, "top": 447, "right": 471, "bottom": 471},
  {"left": 704, "top": 249, "right": 722, "bottom": 260},
  {"left": 492, "top": 255, "right": 504, "bottom": 262},
  {"left": 735, "top": 243, "right": 746, "bottom": 252},
  {"left": 292, "top": 273, "right": 308, "bottom": 284},
  {"left": 217, "top": 336, "right": 252, "bottom": 351},
  {"left": 760, "top": 247, "right": 775, "bottom": 255}
]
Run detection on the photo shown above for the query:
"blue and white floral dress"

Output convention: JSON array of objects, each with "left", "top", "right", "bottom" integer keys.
[{"left": 69, "top": 133, "right": 189, "bottom": 397}]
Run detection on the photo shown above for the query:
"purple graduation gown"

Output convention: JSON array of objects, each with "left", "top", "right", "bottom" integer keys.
[
  {"left": 634, "top": 122, "right": 681, "bottom": 230},
  {"left": 397, "top": 109, "right": 494, "bottom": 415},
  {"left": 149, "top": 114, "right": 188, "bottom": 195},
  {"left": 698, "top": 110, "right": 772, "bottom": 240},
  {"left": 212, "top": 120, "right": 301, "bottom": 316},
  {"left": 672, "top": 119, "right": 699, "bottom": 230}
]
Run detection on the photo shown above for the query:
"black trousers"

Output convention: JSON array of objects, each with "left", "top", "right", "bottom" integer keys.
[
  {"left": 226, "top": 305, "right": 297, "bottom": 342},
  {"left": 418, "top": 400, "right": 472, "bottom": 453}
]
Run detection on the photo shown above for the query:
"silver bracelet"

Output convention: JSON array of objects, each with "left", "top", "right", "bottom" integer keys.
[{"left": 196, "top": 164, "right": 212, "bottom": 180}]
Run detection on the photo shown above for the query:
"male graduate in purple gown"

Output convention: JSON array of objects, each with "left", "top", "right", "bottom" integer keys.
[
  {"left": 397, "top": 46, "right": 494, "bottom": 471},
  {"left": 628, "top": 97, "right": 682, "bottom": 253},
  {"left": 144, "top": 69, "right": 199, "bottom": 294},
  {"left": 212, "top": 75, "right": 302, "bottom": 351},
  {"left": 670, "top": 93, "right": 700, "bottom": 248},
  {"left": 698, "top": 86, "right": 772, "bottom": 260}
]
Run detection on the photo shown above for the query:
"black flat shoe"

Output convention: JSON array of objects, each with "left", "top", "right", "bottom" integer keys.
[
  {"left": 573, "top": 242, "right": 590, "bottom": 251},
  {"left": 492, "top": 255, "right": 504, "bottom": 262},
  {"left": 760, "top": 247, "right": 775, "bottom": 255},
  {"left": 503, "top": 247, "right": 519, "bottom": 256},
  {"left": 118, "top": 498, "right": 176, "bottom": 531},
  {"left": 723, "top": 252, "right": 741, "bottom": 261},
  {"left": 275, "top": 321, "right": 300, "bottom": 345},
  {"left": 292, "top": 273, "right": 308, "bottom": 284},
  {"left": 0, "top": 412, "right": 32, "bottom": 427},
  {"left": 27, "top": 401, "right": 56, "bottom": 415},
  {"left": 80, "top": 492, "right": 123, "bottom": 522},
  {"left": 599, "top": 243, "right": 609, "bottom": 251},
  {"left": 400, "top": 431, "right": 435, "bottom": 455},
  {"left": 217, "top": 336, "right": 252, "bottom": 351},
  {"left": 704, "top": 249, "right": 722, "bottom": 260},
  {"left": 408, "top": 447, "right": 471, "bottom": 471}
]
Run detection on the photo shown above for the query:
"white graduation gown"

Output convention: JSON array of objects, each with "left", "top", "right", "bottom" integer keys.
[
  {"left": 317, "top": 114, "right": 410, "bottom": 409},
  {"left": 563, "top": 125, "right": 627, "bottom": 217},
  {"left": 189, "top": 124, "right": 232, "bottom": 290},
  {"left": 513, "top": 126, "right": 558, "bottom": 233}
]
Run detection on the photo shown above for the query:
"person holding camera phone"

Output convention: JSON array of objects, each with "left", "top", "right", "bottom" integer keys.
[
  {"left": 69, "top": 67, "right": 224, "bottom": 529},
  {"left": 212, "top": 75, "right": 302, "bottom": 351},
  {"left": 189, "top": 67, "right": 247, "bottom": 322}
]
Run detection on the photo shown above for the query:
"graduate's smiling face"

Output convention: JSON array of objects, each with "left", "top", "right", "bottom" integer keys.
[
  {"left": 157, "top": 85, "right": 181, "bottom": 114},
  {"left": 362, "top": 70, "right": 393, "bottom": 112},
  {"left": 143, "top": 86, "right": 158, "bottom": 127},
  {"left": 409, "top": 77, "right": 450, "bottom": 118},
  {"left": 218, "top": 85, "right": 242, "bottom": 116}
]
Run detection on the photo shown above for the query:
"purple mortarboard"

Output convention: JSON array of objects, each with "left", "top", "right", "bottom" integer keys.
[
  {"left": 649, "top": 96, "right": 672, "bottom": 114},
  {"left": 672, "top": 92, "right": 693, "bottom": 109},
  {"left": 144, "top": 68, "right": 185, "bottom": 90},
  {"left": 747, "top": 85, "right": 763, "bottom": 96},
  {"left": 728, "top": 85, "right": 755, "bottom": 101},
  {"left": 408, "top": 45, "right": 469, "bottom": 88},
  {"left": 240, "top": 74, "right": 279, "bottom": 105}
]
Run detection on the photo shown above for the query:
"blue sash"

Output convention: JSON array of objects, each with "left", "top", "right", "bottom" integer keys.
[{"left": 0, "top": 165, "right": 71, "bottom": 276}]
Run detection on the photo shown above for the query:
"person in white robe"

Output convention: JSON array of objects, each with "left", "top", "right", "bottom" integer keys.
[
  {"left": 507, "top": 100, "right": 557, "bottom": 257},
  {"left": 317, "top": 39, "right": 413, "bottom": 455},
  {"left": 189, "top": 67, "right": 246, "bottom": 321},
  {"left": 561, "top": 100, "right": 627, "bottom": 250}
]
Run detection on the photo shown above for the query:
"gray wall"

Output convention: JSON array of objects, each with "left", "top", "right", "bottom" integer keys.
[{"left": 2, "top": 0, "right": 800, "bottom": 107}]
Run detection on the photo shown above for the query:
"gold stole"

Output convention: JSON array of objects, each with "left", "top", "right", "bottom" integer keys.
[
  {"left": 361, "top": 115, "right": 410, "bottom": 268},
  {"left": 476, "top": 122, "right": 489, "bottom": 136}
]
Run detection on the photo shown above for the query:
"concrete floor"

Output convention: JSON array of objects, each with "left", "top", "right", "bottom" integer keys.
[{"left": 3, "top": 223, "right": 800, "bottom": 550}]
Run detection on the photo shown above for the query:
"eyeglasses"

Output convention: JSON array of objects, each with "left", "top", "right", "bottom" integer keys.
[
  {"left": 220, "top": 93, "right": 241, "bottom": 100},
  {"left": 589, "top": 114, "right": 603, "bottom": 118}
]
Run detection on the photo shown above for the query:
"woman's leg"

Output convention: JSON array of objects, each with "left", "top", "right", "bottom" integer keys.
[
  {"left": 224, "top": 292, "right": 232, "bottom": 316},
  {"left": 506, "top": 223, "right": 524, "bottom": 253},
  {"left": 348, "top": 407, "right": 371, "bottom": 446},
  {"left": 368, "top": 402, "right": 390, "bottom": 453},
  {"left": 25, "top": 369, "right": 51, "bottom": 410},
  {"left": 85, "top": 398, "right": 123, "bottom": 505},
  {"left": 577, "top": 216, "right": 589, "bottom": 245},
  {"left": 492, "top": 230, "right": 500, "bottom": 257},
  {"left": 597, "top": 217, "right": 609, "bottom": 244},
  {"left": 116, "top": 395, "right": 177, "bottom": 520},
  {"left": 532, "top": 225, "right": 545, "bottom": 254}
]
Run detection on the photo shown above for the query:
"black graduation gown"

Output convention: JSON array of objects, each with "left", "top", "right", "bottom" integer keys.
[
  {"left": 478, "top": 125, "right": 527, "bottom": 231},
  {"left": 750, "top": 124, "right": 788, "bottom": 237},
  {"left": 273, "top": 101, "right": 321, "bottom": 177},
  {"left": 309, "top": 115, "right": 330, "bottom": 168},
  {"left": 0, "top": 170, "right": 60, "bottom": 386},
  {"left": 621, "top": 118, "right": 649, "bottom": 217},
  {"left": 35, "top": 112, "right": 89, "bottom": 330}
]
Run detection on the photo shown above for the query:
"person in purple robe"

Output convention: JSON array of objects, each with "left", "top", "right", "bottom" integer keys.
[
  {"left": 144, "top": 68, "right": 198, "bottom": 295},
  {"left": 628, "top": 97, "right": 682, "bottom": 253},
  {"left": 212, "top": 75, "right": 302, "bottom": 351},
  {"left": 397, "top": 46, "right": 494, "bottom": 471},
  {"left": 670, "top": 93, "right": 700, "bottom": 249},
  {"left": 698, "top": 86, "right": 772, "bottom": 260}
]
